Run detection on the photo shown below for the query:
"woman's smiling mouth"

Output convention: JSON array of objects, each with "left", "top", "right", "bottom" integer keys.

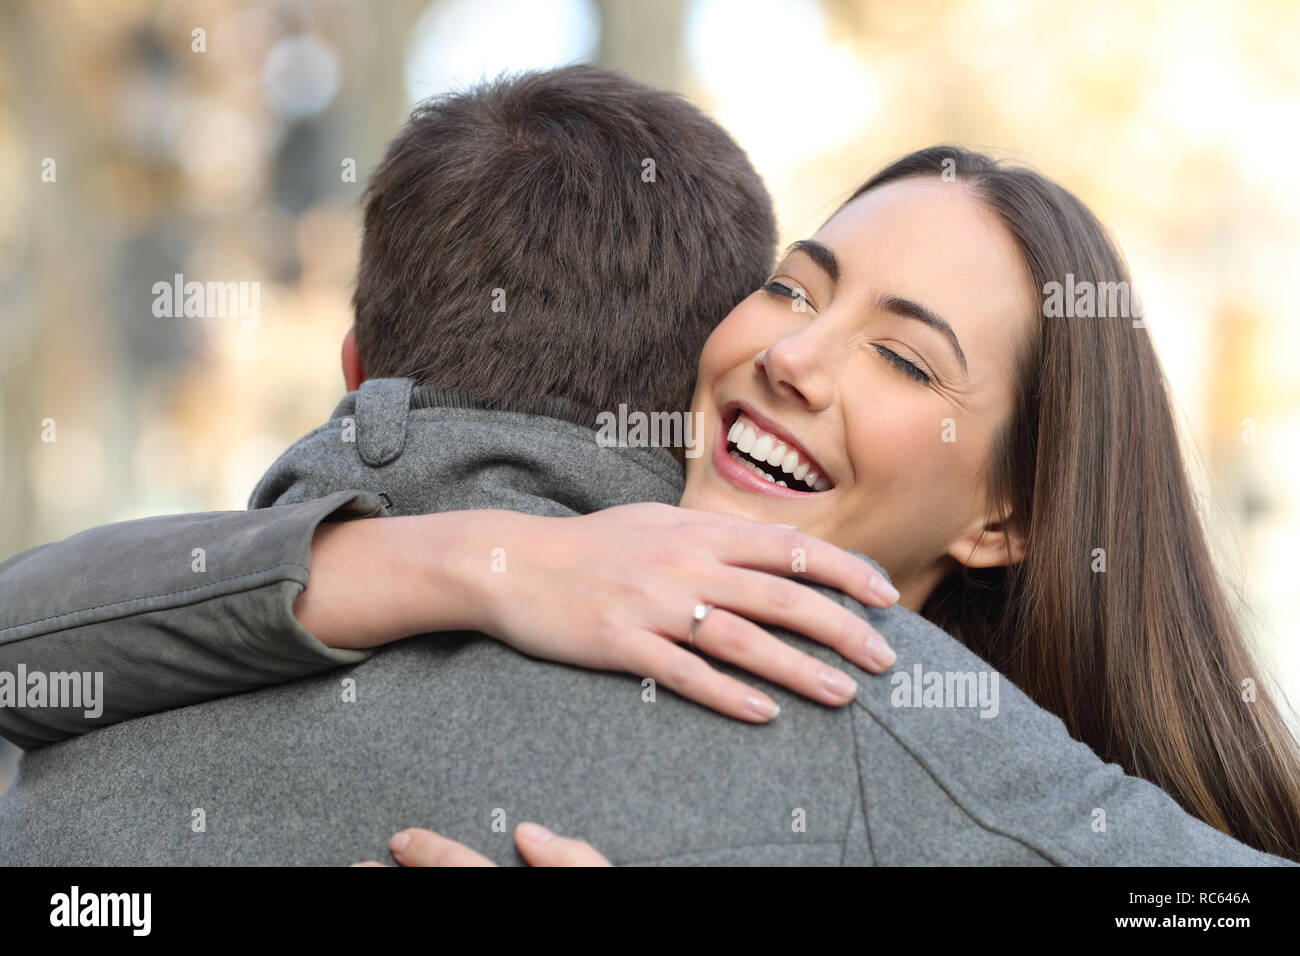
[{"left": 711, "top": 403, "right": 834, "bottom": 498}]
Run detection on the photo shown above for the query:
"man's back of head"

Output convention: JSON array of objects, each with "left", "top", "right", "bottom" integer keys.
[{"left": 352, "top": 65, "right": 777, "bottom": 420}]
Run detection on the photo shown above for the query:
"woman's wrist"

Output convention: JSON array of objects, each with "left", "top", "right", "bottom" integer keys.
[
  {"left": 408, "top": 508, "right": 540, "bottom": 639},
  {"left": 293, "top": 508, "right": 536, "bottom": 649}
]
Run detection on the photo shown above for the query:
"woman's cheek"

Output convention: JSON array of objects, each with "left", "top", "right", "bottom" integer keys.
[
  {"left": 694, "top": 319, "right": 748, "bottom": 388},
  {"left": 851, "top": 408, "right": 977, "bottom": 524},
  {"left": 853, "top": 406, "right": 933, "bottom": 479}
]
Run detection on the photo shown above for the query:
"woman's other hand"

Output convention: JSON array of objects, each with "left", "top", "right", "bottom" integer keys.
[{"left": 352, "top": 824, "right": 611, "bottom": 867}]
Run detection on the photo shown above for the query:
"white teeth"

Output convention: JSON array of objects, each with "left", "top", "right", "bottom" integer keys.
[
  {"left": 725, "top": 412, "right": 832, "bottom": 491},
  {"left": 729, "top": 449, "right": 770, "bottom": 481},
  {"left": 728, "top": 449, "right": 794, "bottom": 490}
]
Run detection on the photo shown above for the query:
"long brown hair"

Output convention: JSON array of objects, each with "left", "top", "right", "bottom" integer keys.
[{"left": 843, "top": 146, "right": 1300, "bottom": 861}]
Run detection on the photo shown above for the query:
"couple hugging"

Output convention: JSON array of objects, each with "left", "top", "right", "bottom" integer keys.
[{"left": 1, "top": 65, "right": 1296, "bottom": 866}]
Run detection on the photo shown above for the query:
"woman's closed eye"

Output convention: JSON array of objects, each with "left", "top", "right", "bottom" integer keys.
[
  {"left": 873, "top": 345, "right": 931, "bottom": 384},
  {"left": 762, "top": 279, "right": 813, "bottom": 310}
]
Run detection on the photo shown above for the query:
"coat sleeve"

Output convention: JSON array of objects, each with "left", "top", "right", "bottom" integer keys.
[{"left": 0, "top": 490, "right": 386, "bottom": 750}]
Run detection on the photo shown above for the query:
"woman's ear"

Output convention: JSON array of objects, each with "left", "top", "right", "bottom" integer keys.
[
  {"left": 946, "top": 509, "right": 1027, "bottom": 570},
  {"left": 342, "top": 325, "right": 367, "bottom": 392}
]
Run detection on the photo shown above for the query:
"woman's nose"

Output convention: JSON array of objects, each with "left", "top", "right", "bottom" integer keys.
[{"left": 753, "top": 334, "right": 834, "bottom": 410}]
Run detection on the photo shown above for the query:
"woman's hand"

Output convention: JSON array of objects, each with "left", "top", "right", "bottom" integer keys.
[
  {"left": 300, "top": 502, "right": 899, "bottom": 723},
  {"left": 475, "top": 503, "right": 899, "bottom": 723},
  {"left": 352, "top": 824, "right": 611, "bottom": 867}
]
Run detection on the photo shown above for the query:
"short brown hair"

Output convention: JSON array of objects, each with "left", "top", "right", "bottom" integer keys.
[{"left": 353, "top": 65, "right": 776, "bottom": 418}]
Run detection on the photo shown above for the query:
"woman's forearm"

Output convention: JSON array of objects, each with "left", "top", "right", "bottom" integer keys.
[{"left": 293, "top": 508, "right": 523, "bottom": 649}]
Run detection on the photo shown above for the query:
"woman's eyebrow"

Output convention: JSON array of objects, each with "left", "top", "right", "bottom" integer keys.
[
  {"left": 874, "top": 294, "right": 968, "bottom": 375},
  {"left": 786, "top": 239, "right": 840, "bottom": 282}
]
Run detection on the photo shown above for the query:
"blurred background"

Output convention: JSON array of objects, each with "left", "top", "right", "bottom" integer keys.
[{"left": 1, "top": 0, "right": 1298, "bottom": 793}]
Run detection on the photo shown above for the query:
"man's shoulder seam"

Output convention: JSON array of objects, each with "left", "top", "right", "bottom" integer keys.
[{"left": 849, "top": 700, "right": 1069, "bottom": 865}]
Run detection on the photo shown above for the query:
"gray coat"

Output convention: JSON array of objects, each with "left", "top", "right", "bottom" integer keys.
[{"left": 0, "top": 380, "right": 1289, "bottom": 865}]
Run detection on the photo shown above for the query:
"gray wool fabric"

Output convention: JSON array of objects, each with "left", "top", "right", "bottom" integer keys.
[{"left": 0, "top": 380, "right": 1291, "bottom": 865}]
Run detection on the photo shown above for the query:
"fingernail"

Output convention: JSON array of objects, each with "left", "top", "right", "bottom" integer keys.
[
  {"left": 768, "top": 523, "right": 798, "bottom": 529},
  {"left": 866, "top": 634, "right": 897, "bottom": 670},
  {"left": 873, "top": 577, "right": 901, "bottom": 604},
  {"left": 518, "top": 822, "right": 555, "bottom": 844},
  {"left": 819, "top": 668, "right": 858, "bottom": 698},
  {"left": 746, "top": 694, "right": 781, "bottom": 720},
  {"left": 389, "top": 831, "right": 411, "bottom": 852}
]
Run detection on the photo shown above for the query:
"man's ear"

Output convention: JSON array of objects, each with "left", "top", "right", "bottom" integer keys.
[
  {"left": 946, "top": 508, "right": 1026, "bottom": 570},
  {"left": 342, "top": 325, "right": 366, "bottom": 392}
]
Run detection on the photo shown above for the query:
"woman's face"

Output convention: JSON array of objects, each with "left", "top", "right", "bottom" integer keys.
[{"left": 681, "top": 176, "right": 1037, "bottom": 609}]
